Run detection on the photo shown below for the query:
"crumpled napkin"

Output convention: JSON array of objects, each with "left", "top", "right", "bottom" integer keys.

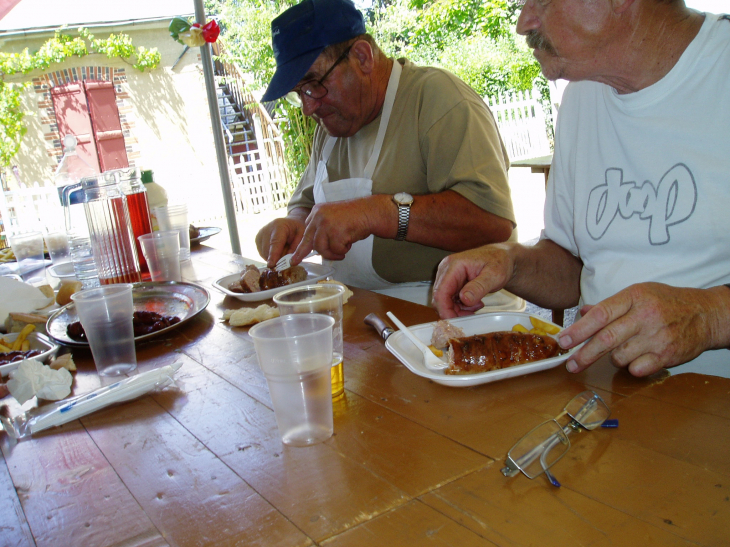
[
  {"left": 0, "top": 277, "right": 55, "bottom": 326},
  {"left": 7, "top": 359, "right": 73, "bottom": 404}
]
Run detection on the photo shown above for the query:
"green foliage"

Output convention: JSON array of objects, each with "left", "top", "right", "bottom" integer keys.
[
  {"left": 439, "top": 35, "right": 541, "bottom": 97},
  {"left": 0, "top": 28, "right": 161, "bottom": 169},
  {"left": 0, "top": 83, "right": 28, "bottom": 169},
  {"left": 273, "top": 100, "right": 317, "bottom": 194}
]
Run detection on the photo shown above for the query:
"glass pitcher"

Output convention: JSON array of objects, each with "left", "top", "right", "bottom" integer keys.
[{"left": 63, "top": 173, "right": 141, "bottom": 285}]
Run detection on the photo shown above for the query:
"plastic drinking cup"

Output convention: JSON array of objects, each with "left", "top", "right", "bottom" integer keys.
[
  {"left": 71, "top": 284, "right": 137, "bottom": 379},
  {"left": 8, "top": 231, "right": 46, "bottom": 285},
  {"left": 249, "top": 314, "right": 335, "bottom": 447},
  {"left": 137, "top": 230, "right": 182, "bottom": 282},
  {"left": 153, "top": 203, "right": 190, "bottom": 261},
  {"left": 44, "top": 231, "right": 71, "bottom": 265},
  {"left": 273, "top": 284, "right": 346, "bottom": 400}
]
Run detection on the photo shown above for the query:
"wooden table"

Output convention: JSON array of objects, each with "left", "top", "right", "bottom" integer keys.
[
  {"left": 2, "top": 246, "right": 729, "bottom": 547},
  {"left": 511, "top": 154, "right": 553, "bottom": 189}
]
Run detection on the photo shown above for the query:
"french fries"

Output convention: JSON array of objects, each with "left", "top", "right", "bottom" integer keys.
[
  {"left": 529, "top": 316, "right": 561, "bottom": 335},
  {"left": 511, "top": 316, "right": 561, "bottom": 336},
  {"left": 428, "top": 345, "right": 443, "bottom": 357},
  {"left": 0, "top": 246, "right": 15, "bottom": 263},
  {"left": 0, "top": 342, "right": 12, "bottom": 352},
  {"left": 8, "top": 324, "right": 36, "bottom": 351}
]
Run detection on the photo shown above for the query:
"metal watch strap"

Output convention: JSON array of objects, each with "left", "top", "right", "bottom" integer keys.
[{"left": 395, "top": 201, "right": 411, "bottom": 241}]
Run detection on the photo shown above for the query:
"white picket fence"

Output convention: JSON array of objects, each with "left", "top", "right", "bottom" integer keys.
[
  {"left": 486, "top": 88, "right": 553, "bottom": 162},
  {"left": 228, "top": 113, "right": 290, "bottom": 215}
]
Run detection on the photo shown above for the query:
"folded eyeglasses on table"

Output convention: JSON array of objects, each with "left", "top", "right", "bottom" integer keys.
[{"left": 501, "top": 390, "right": 619, "bottom": 487}]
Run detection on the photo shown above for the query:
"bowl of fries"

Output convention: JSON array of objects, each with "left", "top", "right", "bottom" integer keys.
[{"left": 0, "top": 325, "right": 60, "bottom": 377}]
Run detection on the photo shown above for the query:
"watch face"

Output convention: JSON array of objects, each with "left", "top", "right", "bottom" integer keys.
[{"left": 394, "top": 192, "right": 413, "bottom": 205}]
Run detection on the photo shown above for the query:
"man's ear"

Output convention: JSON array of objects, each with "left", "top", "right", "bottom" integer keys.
[{"left": 349, "top": 40, "right": 374, "bottom": 75}]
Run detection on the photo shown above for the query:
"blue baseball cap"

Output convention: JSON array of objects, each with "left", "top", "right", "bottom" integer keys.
[{"left": 261, "top": 0, "right": 366, "bottom": 102}]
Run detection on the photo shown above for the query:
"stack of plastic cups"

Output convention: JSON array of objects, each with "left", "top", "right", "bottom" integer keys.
[
  {"left": 152, "top": 203, "right": 190, "bottom": 261},
  {"left": 137, "top": 231, "right": 182, "bottom": 282}
]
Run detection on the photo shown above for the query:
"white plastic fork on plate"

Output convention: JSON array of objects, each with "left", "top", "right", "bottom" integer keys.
[
  {"left": 386, "top": 312, "right": 448, "bottom": 371},
  {"left": 275, "top": 250, "right": 318, "bottom": 271}
]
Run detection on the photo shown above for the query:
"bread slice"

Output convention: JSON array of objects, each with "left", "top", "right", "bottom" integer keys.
[{"left": 5, "top": 312, "right": 48, "bottom": 335}]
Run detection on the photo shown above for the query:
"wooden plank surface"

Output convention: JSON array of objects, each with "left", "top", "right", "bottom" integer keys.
[{"left": 1, "top": 246, "right": 729, "bottom": 546}]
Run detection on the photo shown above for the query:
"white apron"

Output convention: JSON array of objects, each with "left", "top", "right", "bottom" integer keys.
[{"left": 313, "top": 60, "right": 429, "bottom": 298}]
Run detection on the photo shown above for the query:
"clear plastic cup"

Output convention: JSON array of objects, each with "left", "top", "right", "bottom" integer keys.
[
  {"left": 273, "top": 284, "right": 346, "bottom": 400},
  {"left": 249, "top": 314, "right": 335, "bottom": 447},
  {"left": 137, "top": 230, "right": 182, "bottom": 282},
  {"left": 44, "top": 231, "right": 71, "bottom": 265},
  {"left": 152, "top": 203, "right": 190, "bottom": 261},
  {"left": 8, "top": 231, "right": 46, "bottom": 285},
  {"left": 71, "top": 284, "right": 137, "bottom": 379}
]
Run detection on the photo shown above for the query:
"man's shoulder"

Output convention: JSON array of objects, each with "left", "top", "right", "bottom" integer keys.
[{"left": 399, "top": 59, "right": 488, "bottom": 110}]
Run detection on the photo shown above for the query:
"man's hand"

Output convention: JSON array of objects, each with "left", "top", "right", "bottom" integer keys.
[
  {"left": 255, "top": 213, "right": 308, "bottom": 269},
  {"left": 293, "top": 198, "right": 389, "bottom": 262},
  {"left": 432, "top": 245, "right": 513, "bottom": 318},
  {"left": 559, "top": 283, "right": 730, "bottom": 377}
]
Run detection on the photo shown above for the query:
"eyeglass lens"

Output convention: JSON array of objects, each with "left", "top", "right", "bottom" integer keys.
[
  {"left": 565, "top": 391, "right": 610, "bottom": 430},
  {"left": 506, "top": 419, "right": 570, "bottom": 479},
  {"left": 502, "top": 390, "right": 611, "bottom": 481}
]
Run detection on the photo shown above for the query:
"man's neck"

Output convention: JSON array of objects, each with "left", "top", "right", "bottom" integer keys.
[{"left": 596, "top": 6, "right": 704, "bottom": 94}]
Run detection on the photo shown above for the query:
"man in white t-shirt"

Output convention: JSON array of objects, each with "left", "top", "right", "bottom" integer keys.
[{"left": 432, "top": 0, "right": 730, "bottom": 378}]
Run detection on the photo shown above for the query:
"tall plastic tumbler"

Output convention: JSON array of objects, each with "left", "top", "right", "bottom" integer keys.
[
  {"left": 274, "top": 284, "right": 346, "bottom": 400},
  {"left": 153, "top": 203, "right": 190, "bottom": 261},
  {"left": 249, "top": 314, "right": 335, "bottom": 447},
  {"left": 71, "top": 284, "right": 137, "bottom": 378}
]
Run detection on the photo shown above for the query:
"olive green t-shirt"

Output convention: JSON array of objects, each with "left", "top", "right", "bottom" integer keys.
[{"left": 288, "top": 58, "right": 514, "bottom": 284}]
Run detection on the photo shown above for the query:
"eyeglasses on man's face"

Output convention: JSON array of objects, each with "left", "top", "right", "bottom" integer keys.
[
  {"left": 285, "top": 45, "right": 353, "bottom": 107},
  {"left": 501, "top": 390, "right": 618, "bottom": 487}
]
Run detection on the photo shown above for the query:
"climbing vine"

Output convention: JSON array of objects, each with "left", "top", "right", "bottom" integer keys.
[{"left": 0, "top": 27, "right": 161, "bottom": 169}]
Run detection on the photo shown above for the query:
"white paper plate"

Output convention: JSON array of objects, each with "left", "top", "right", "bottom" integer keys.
[
  {"left": 48, "top": 262, "right": 76, "bottom": 278},
  {"left": 0, "top": 332, "right": 60, "bottom": 377},
  {"left": 385, "top": 312, "right": 579, "bottom": 387},
  {"left": 213, "top": 263, "right": 335, "bottom": 301}
]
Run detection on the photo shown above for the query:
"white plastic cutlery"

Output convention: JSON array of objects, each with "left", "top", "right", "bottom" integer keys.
[
  {"left": 275, "top": 250, "right": 318, "bottom": 271},
  {"left": 386, "top": 311, "right": 448, "bottom": 371}
]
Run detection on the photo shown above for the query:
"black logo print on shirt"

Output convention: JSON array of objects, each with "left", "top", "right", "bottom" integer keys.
[{"left": 585, "top": 164, "right": 697, "bottom": 245}]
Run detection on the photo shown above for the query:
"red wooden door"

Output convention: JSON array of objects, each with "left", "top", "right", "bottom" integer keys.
[
  {"left": 50, "top": 83, "right": 101, "bottom": 174},
  {"left": 84, "top": 81, "right": 128, "bottom": 172}
]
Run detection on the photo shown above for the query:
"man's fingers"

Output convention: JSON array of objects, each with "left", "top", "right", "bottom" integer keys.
[{"left": 558, "top": 295, "right": 632, "bottom": 349}]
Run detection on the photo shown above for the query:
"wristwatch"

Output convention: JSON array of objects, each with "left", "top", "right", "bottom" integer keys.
[{"left": 392, "top": 192, "right": 414, "bottom": 241}]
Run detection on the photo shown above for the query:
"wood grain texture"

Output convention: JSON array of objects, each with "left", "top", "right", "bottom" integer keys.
[
  {"left": 0, "top": 446, "right": 34, "bottom": 547},
  {"left": 1, "top": 247, "right": 729, "bottom": 547}
]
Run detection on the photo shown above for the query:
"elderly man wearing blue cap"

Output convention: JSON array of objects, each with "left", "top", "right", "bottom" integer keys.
[{"left": 256, "top": 0, "right": 515, "bottom": 304}]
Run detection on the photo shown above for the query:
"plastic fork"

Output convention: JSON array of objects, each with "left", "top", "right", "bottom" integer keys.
[
  {"left": 386, "top": 312, "right": 448, "bottom": 371},
  {"left": 275, "top": 250, "right": 318, "bottom": 271}
]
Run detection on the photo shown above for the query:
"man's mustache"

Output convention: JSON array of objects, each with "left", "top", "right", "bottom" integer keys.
[{"left": 525, "top": 30, "right": 556, "bottom": 55}]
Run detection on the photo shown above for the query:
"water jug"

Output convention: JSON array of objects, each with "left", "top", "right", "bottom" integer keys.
[
  {"left": 63, "top": 173, "right": 142, "bottom": 285},
  {"left": 57, "top": 135, "right": 101, "bottom": 288}
]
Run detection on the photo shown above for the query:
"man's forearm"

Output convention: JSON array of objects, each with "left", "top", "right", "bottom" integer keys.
[
  {"left": 368, "top": 190, "right": 514, "bottom": 251},
  {"left": 505, "top": 239, "right": 583, "bottom": 310}
]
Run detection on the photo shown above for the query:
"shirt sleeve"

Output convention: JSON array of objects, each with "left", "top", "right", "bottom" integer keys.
[
  {"left": 541, "top": 83, "right": 579, "bottom": 256},
  {"left": 420, "top": 94, "right": 515, "bottom": 224}
]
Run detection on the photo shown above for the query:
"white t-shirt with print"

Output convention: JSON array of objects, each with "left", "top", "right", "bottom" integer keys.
[{"left": 543, "top": 13, "right": 730, "bottom": 375}]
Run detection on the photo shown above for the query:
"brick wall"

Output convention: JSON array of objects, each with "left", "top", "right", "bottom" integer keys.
[{"left": 31, "top": 66, "right": 140, "bottom": 169}]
